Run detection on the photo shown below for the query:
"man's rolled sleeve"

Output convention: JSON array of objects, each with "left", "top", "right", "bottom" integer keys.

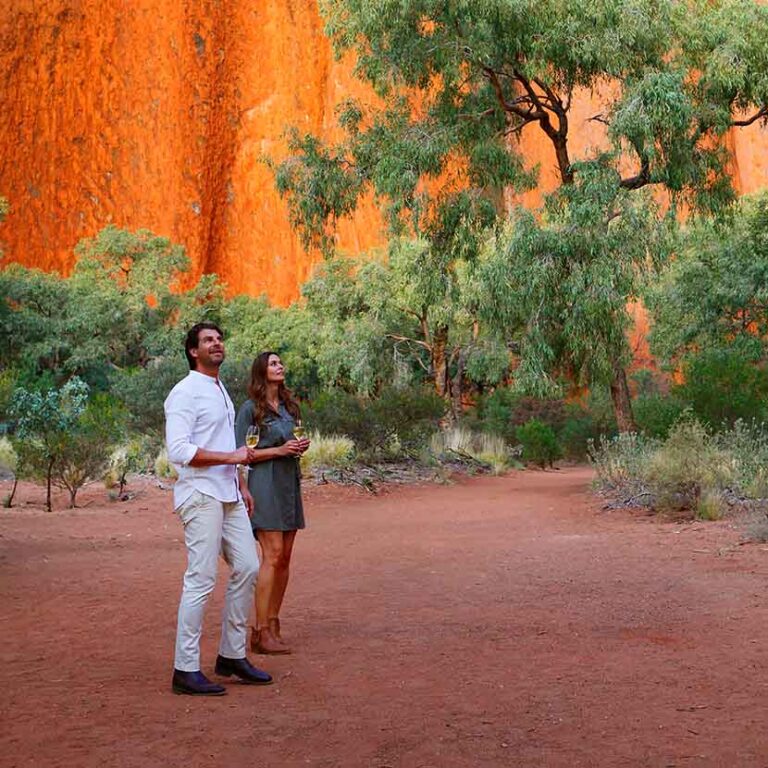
[{"left": 165, "top": 389, "right": 199, "bottom": 467}]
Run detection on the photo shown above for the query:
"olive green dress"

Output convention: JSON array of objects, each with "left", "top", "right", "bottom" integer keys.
[{"left": 234, "top": 399, "right": 305, "bottom": 532}]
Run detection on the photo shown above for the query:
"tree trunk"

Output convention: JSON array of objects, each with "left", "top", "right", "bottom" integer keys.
[
  {"left": 431, "top": 325, "right": 449, "bottom": 399},
  {"left": 450, "top": 347, "right": 467, "bottom": 421},
  {"left": 610, "top": 363, "right": 637, "bottom": 433},
  {"left": 6, "top": 475, "right": 18, "bottom": 507},
  {"left": 46, "top": 457, "right": 54, "bottom": 513}
]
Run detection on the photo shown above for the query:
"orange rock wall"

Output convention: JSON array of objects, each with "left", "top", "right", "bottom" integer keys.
[{"left": 1, "top": 1, "right": 767, "bottom": 305}]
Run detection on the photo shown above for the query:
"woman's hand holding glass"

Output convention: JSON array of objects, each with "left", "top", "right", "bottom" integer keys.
[{"left": 292, "top": 420, "right": 311, "bottom": 455}]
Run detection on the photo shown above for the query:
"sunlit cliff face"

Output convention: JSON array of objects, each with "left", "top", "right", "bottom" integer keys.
[{"left": 1, "top": 1, "right": 767, "bottom": 305}]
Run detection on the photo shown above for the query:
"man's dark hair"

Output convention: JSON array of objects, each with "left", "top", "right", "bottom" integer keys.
[{"left": 185, "top": 322, "right": 224, "bottom": 370}]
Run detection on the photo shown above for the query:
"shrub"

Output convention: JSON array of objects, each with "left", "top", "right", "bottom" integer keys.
[
  {"left": 674, "top": 348, "right": 768, "bottom": 428},
  {"left": 0, "top": 436, "right": 17, "bottom": 474},
  {"left": 641, "top": 418, "right": 731, "bottom": 512},
  {"left": 633, "top": 392, "right": 686, "bottom": 438},
  {"left": 154, "top": 448, "right": 178, "bottom": 480},
  {"left": 51, "top": 394, "right": 127, "bottom": 507},
  {"left": 716, "top": 419, "right": 768, "bottom": 499},
  {"left": 300, "top": 433, "right": 355, "bottom": 472},
  {"left": 104, "top": 436, "right": 152, "bottom": 496},
  {"left": 10, "top": 377, "right": 90, "bottom": 511},
  {"left": 558, "top": 390, "right": 617, "bottom": 459},
  {"left": 516, "top": 419, "right": 561, "bottom": 468},
  {"left": 111, "top": 356, "right": 188, "bottom": 435},
  {"left": 0, "top": 436, "right": 19, "bottom": 507},
  {"left": 305, "top": 386, "right": 445, "bottom": 459},
  {"left": 430, "top": 427, "right": 517, "bottom": 474},
  {"left": 589, "top": 432, "right": 657, "bottom": 495},
  {"left": 472, "top": 388, "right": 519, "bottom": 440}
]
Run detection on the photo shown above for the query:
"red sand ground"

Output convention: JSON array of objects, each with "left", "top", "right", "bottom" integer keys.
[{"left": 1, "top": 467, "right": 766, "bottom": 768}]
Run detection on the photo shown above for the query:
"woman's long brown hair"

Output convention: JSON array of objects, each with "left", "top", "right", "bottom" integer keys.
[{"left": 247, "top": 351, "right": 301, "bottom": 425}]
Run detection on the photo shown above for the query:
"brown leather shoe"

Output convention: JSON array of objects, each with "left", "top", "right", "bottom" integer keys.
[{"left": 251, "top": 627, "right": 291, "bottom": 655}]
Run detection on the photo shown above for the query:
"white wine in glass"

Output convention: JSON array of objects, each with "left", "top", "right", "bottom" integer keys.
[
  {"left": 293, "top": 420, "right": 306, "bottom": 440},
  {"left": 245, "top": 425, "right": 260, "bottom": 448}
]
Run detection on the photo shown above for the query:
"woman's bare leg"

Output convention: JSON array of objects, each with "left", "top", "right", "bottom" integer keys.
[
  {"left": 253, "top": 530, "right": 289, "bottom": 653},
  {"left": 269, "top": 531, "right": 296, "bottom": 619}
]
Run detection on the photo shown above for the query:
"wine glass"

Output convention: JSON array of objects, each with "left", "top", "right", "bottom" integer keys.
[
  {"left": 245, "top": 424, "right": 260, "bottom": 448},
  {"left": 293, "top": 419, "right": 306, "bottom": 465},
  {"left": 244, "top": 425, "right": 260, "bottom": 475}
]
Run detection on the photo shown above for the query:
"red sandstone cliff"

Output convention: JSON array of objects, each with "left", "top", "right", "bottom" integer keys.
[{"left": 1, "top": 1, "right": 767, "bottom": 305}]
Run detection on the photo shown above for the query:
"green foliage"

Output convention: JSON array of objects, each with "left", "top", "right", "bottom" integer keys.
[
  {"left": 305, "top": 386, "right": 445, "bottom": 458},
  {"left": 632, "top": 393, "right": 686, "bottom": 438},
  {"left": 644, "top": 418, "right": 732, "bottom": 512},
  {"left": 221, "top": 298, "right": 320, "bottom": 399},
  {"left": 480, "top": 174, "right": 673, "bottom": 398},
  {"left": 589, "top": 432, "right": 657, "bottom": 495},
  {"left": 0, "top": 226, "right": 222, "bottom": 387},
  {"left": 559, "top": 393, "right": 618, "bottom": 460},
  {"left": 430, "top": 427, "right": 517, "bottom": 475},
  {"left": 0, "top": 436, "right": 17, "bottom": 473},
  {"left": 51, "top": 394, "right": 127, "bottom": 507},
  {"left": 515, "top": 419, "right": 561, "bottom": 469},
  {"left": 674, "top": 348, "right": 768, "bottom": 427},
  {"left": 10, "top": 378, "right": 90, "bottom": 510},
  {"left": 647, "top": 192, "right": 768, "bottom": 364},
  {"left": 104, "top": 436, "right": 151, "bottom": 496},
  {"left": 590, "top": 416, "right": 768, "bottom": 517},
  {"left": 274, "top": 0, "right": 768, "bottom": 427},
  {"left": 0, "top": 369, "right": 17, "bottom": 426},
  {"left": 300, "top": 433, "right": 356, "bottom": 472},
  {"left": 111, "top": 355, "right": 188, "bottom": 437}
]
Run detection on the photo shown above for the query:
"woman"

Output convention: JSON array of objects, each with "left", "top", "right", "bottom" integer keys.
[{"left": 235, "top": 351, "right": 310, "bottom": 655}]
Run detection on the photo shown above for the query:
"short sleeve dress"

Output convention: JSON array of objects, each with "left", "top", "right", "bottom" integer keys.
[{"left": 234, "top": 399, "right": 305, "bottom": 532}]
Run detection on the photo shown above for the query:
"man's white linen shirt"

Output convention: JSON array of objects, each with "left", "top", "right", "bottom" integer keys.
[{"left": 164, "top": 370, "right": 241, "bottom": 509}]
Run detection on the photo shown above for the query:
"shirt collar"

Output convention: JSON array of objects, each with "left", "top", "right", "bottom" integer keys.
[{"left": 189, "top": 369, "right": 220, "bottom": 384}]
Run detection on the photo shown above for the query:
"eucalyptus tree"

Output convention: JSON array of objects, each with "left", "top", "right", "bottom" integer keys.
[
  {"left": 646, "top": 191, "right": 768, "bottom": 366},
  {"left": 272, "top": 0, "right": 768, "bottom": 430},
  {"left": 0, "top": 227, "right": 221, "bottom": 387}
]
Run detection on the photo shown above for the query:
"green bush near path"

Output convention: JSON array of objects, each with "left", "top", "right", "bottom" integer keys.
[{"left": 590, "top": 416, "right": 768, "bottom": 526}]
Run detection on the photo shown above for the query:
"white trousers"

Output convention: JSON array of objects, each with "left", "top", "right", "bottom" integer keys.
[{"left": 174, "top": 490, "right": 260, "bottom": 671}]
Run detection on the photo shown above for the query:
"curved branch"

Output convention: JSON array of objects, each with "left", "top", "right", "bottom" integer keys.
[{"left": 731, "top": 105, "right": 768, "bottom": 127}]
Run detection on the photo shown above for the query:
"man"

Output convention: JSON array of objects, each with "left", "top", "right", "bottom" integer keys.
[{"left": 164, "top": 322, "right": 272, "bottom": 695}]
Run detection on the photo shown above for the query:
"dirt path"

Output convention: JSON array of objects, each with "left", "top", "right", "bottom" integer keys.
[{"left": 1, "top": 468, "right": 766, "bottom": 768}]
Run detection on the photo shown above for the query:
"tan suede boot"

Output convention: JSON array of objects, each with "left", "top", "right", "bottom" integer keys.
[
  {"left": 269, "top": 617, "right": 292, "bottom": 653},
  {"left": 251, "top": 626, "right": 290, "bottom": 655}
]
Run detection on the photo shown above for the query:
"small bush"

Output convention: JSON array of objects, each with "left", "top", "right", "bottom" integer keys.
[
  {"left": 154, "top": 448, "right": 178, "bottom": 480},
  {"left": 714, "top": 419, "right": 768, "bottom": 498},
  {"left": 104, "top": 436, "right": 152, "bottom": 496},
  {"left": 51, "top": 394, "right": 127, "bottom": 507},
  {"left": 743, "top": 510, "right": 768, "bottom": 542},
  {"left": 589, "top": 432, "right": 657, "bottom": 495},
  {"left": 0, "top": 436, "right": 17, "bottom": 474},
  {"left": 644, "top": 418, "right": 732, "bottom": 512},
  {"left": 301, "top": 433, "right": 355, "bottom": 471},
  {"left": 305, "top": 386, "right": 445, "bottom": 459},
  {"left": 696, "top": 490, "right": 723, "bottom": 521},
  {"left": 111, "top": 356, "right": 188, "bottom": 436},
  {"left": 633, "top": 393, "right": 686, "bottom": 438},
  {"left": 675, "top": 348, "right": 768, "bottom": 428},
  {"left": 430, "top": 427, "right": 517, "bottom": 475},
  {"left": 516, "top": 419, "right": 561, "bottom": 468},
  {"left": 472, "top": 388, "right": 520, "bottom": 440},
  {"left": 558, "top": 390, "right": 617, "bottom": 459}
]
